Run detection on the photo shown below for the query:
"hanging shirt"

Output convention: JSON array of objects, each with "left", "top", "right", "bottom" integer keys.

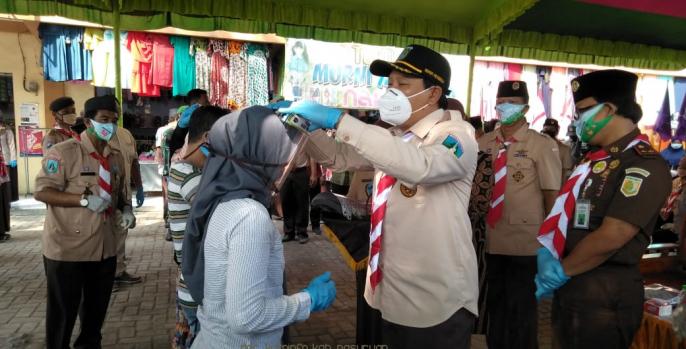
[
  {"left": 64, "top": 26, "right": 85, "bottom": 81},
  {"left": 170, "top": 36, "right": 196, "bottom": 96},
  {"left": 246, "top": 43, "right": 269, "bottom": 107},
  {"left": 92, "top": 30, "right": 132, "bottom": 89},
  {"left": 228, "top": 41, "right": 247, "bottom": 108},
  {"left": 151, "top": 34, "right": 174, "bottom": 88},
  {"left": 82, "top": 28, "right": 103, "bottom": 82},
  {"left": 209, "top": 49, "right": 229, "bottom": 108},
  {"left": 192, "top": 39, "right": 211, "bottom": 92},
  {"left": 127, "top": 32, "right": 159, "bottom": 97},
  {"left": 39, "top": 24, "right": 68, "bottom": 82}
]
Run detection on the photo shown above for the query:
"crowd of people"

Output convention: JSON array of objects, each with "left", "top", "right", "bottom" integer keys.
[{"left": 31, "top": 43, "right": 675, "bottom": 349}]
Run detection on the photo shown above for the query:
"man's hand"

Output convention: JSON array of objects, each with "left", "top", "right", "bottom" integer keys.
[
  {"left": 118, "top": 206, "right": 136, "bottom": 229},
  {"left": 309, "top": 174, "right": 318, "bottom": 188},
  {"left": 136, "top": 186, "right": 145, "bottom": 208},
  {"left": 278, "top": 100, "right": 343, "bottom": 131},
  {"left": 535, "top": 247, "right": 570, "bottom": 300}
]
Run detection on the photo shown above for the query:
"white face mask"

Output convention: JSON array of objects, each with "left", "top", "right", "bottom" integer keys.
[{"left": 377, "top": 87, "right": 432, "bottom": 126}]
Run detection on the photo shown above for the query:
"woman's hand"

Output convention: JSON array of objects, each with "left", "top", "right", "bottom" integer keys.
[{"left": 303, "top": 272, "right": 337, "bottom": 312}]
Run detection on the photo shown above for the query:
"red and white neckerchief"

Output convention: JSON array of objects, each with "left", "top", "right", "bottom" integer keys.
[
  {"left": 89, "top": 151, "right": 113, "bottom": 216},
  {"left": 537, "top": 134, "right": 651, "bottom": 259},
  {"left": 486, "top": 137, "right": 515, "bottom": 228},
  {"left": 368, "top": 131, "right": 416, "bottom": 290}
]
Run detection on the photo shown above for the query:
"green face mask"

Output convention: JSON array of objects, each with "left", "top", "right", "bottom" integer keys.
[{"left": 576, "top": 103, "right": 613, "bottom": 143}]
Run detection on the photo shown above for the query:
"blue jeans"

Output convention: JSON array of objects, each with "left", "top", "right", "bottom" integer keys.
[{"left": 183, "top": 306, "right": 200, "bottom": 340}]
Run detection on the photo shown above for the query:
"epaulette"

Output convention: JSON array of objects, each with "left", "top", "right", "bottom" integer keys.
[{"left": 634, "top": 142, "right": 658, "bottom": 158}]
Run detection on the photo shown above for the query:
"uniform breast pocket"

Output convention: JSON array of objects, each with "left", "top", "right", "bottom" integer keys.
[{"left": 507, "top": 157, "right": 536, "bottom": 187}]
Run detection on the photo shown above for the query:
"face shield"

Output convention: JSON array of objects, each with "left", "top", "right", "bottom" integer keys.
[{"left": 271, "top": 113, "right": 311, "bottom": 192}]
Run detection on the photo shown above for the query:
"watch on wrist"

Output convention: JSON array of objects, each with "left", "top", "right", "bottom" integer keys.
[{"left": 80, "top": 194, "right": 89, "bottom": 207}]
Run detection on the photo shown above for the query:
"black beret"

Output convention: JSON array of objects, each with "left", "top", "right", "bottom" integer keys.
[
  {"left": 49, "top": 97, "right": 75, "bottom": 113},
  {"left": 84, "top": 95, "right": 118, "bottom": 117},
  {"left": 571, "top": 69, "right": 638, "bottom": 104},
  {"left": 543, "top": 118, "right": 559, "bottom": 128},
  {"left": 497, "top": 81, "right": 529, "bottom": 101},
  {"left": 370, "top": 44, "right": 451, "bottom": 92}
]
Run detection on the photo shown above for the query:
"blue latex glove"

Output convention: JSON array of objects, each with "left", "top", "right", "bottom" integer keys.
[
  {"left": 278, "top": 100, "right": 343, "bottom": 131},
  {"left": 136, "top": 186, "right": 145, "bottom": 208},
  {"left": 535, "top": 274, "right": 555, "bottom": 300},
  {"left": 266, "top": 100, "right": 292, "bottom": 111},
  {"left": 8, "top": 160, "right": 16, "bottom": 168},
  {"left": 535, "top": 247, "right": 570, "bottom": 300},
  {"left": 303, "top": 271, "right": 337, "bottom": 312},
  {"left": 178, "top": 103, "right": 200, "bottom": 128}
]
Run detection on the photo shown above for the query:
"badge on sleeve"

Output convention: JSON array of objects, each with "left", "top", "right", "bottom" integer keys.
[
  {"left": 45, "top": 159, "right": 59, "bottom": 174},
  {"left": 620, "top": 176, "right": 643, "bottom": 197},
  {"left": 573, "top": 199, "right": 591, "bottom": 229},
  {"left": 625, "top": 167, "right": 650, "bottom": 177},
  {"left": 442, "top": 135, "right": 463, "bottom": 158}
]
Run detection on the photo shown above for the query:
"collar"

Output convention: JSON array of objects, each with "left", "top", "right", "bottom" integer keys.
[
  {"left": 393, "top": 109, "right": 446, "bottom": 140},
  {"left": 496, "top": 122, "right": 529, "bottom": 143},
  {"left": 604, "top": 128, "right": 640, "bottom": 156},
  {"left": 80, "top": 131, "right": 113, "bottom": 158}
]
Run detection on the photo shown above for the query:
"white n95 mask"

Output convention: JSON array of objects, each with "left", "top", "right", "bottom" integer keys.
[{"left": 377, "top": 87, "right": 432, "bottom": 126}]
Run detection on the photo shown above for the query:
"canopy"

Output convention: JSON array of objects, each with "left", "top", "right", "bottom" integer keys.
[{"left": 1, "top": 0, "right": 684, "bottom": 70}]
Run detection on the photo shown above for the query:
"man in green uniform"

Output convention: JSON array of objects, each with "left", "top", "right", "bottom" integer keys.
[{"left": 536, "top": 69, "right": 672, "bottom": 349}]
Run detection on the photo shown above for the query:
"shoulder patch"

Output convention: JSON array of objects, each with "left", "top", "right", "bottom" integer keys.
[
  {"left": 620, "top": 175, "right": 643, "bottom": 197},
  {"left": 442, "top": 135, "right": 463, "bottom": 158},
  {"left": 634, "top": 143, "right": 658, "bottom": 158},
  {"left": 625, "top": 167, "right": 651, "bottom": 177},
  {"left": 44, "top": 158, "right": 60, "bottom": 174}
]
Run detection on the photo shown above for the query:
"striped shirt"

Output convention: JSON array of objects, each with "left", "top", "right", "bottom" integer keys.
[
  {"left": 192, "top": 198, "right": 311, "bottom": 349},
  {"left": 168, "top": 162, "right": 202, "bottom": 309}
]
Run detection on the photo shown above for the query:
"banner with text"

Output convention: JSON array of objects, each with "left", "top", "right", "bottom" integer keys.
[{"left": 282, "top": 39, "right": 469, "bottom": 109}]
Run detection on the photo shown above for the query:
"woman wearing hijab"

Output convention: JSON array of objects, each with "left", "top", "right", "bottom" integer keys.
[{"left": 182, "top": 106, "right": 336, "bottom": 348}]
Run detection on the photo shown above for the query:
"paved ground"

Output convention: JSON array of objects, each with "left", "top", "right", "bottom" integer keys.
[{"left": 0, "top": 196, "right": 551, "bottom": 348}]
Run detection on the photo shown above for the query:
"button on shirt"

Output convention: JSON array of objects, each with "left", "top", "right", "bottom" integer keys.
[
  {"left": 478, "top": 124, "right": 562, "bottom": 256},
  {"left": 35, "top": 133, "right": 126, "bottom": 262},
  {"left": 307, "top": 109, "right": 479, "bottom": 327}
]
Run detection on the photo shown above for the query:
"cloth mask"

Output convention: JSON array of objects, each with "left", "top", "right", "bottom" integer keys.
[
  {"left": 575, "top": 103, "right": 612, "bottom": 143},
  {"left": 90, "top": 120, "right": 117, "bottom": 142},
  {"left": 377, "top": 87, "right": 432, "bottom": 126},
  {"left": 496, "top": 103, "right": 527, "bottom": 125},
  {"left": 60, "top": 113, "right": 78, "bottom": 125}
]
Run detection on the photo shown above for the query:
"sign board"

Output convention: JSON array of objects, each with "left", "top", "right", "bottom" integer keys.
[
  {"left": 282, "top": 39, "right": 469, "bottom": 109},
  {"left": 18, "top": 126, "right": 44, "bottom": 157},
  {"left": 19, "top": 103, "right": 39, "bottom": 125}
]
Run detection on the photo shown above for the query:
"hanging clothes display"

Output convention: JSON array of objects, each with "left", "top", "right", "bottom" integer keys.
[
  {"left": 92, "top": 30, "right": 132, "bottom": 89},
  {"left": 246, "top": 43, "right": 269, "bottom": 107},
  {"left": 127, "top": 32, "right": 159, "bottom": 97},
  {"left": 39, "top": 24, "right": 67, "bottom": 81},
  {"left": 227, "top": 41, "right": 247, "bottom": 109},
  {"left": 151, "top": 34, "right": 174, "bottom": 88},
  {"left": 170, "top": 36, "right": 196, "bottom": 96},
  {"left": 209, "top": 41, "right": 229, "bottom": 107},
  {"left": 192, "top": 39, "right": 211, "bottom": 92},
  {"left": 64, "top": 26, "right": 85, "bottom": 81},
  {"left": 81, "top": 28, "right": 103, "bottom": 81}
]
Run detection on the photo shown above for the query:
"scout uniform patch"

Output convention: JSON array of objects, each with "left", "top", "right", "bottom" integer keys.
[
  {"left": 442, "top": 135, "right": 463, "bottom": 158},
  {"left": 592, "top": 161, "right": 607, "bottom": 174},
  {"left": 609, "top": 160, "right": 620, "bottom": 169},
  {"left": 514, "top": 150, "right": 528, "bottom": 158},
  {"left": 620, "top": 176, "right": 643, "bottom": 197},
  {"left": 400, "top": 184, "right": 417, "bottom": 198},
  {"left": 45, "top": 159, "right": 59, "bottom": 174},
  {"left": 625, "top": 167, "right": 650, "bottom": 177},
  {"left": 513, "top": 171, "right": 525, "bottom": 183}
]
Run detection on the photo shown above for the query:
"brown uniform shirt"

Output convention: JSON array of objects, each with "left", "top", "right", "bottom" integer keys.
[
  {"left": 42, "top": 128, "right": 73, "bottom": 151},
  {"left": 307, "top": 109, "right": 479, "bottom": 327},
  {"left": 564, "top": 129, "right": 671, "bottom": 264},
  {"left": 478, "top": 123, "right": 562, "bottom": 256},
  {"left": 109, "top": 128, "right": 138, "bottom": 201},
  {"left": 557, "top": 140, "right": 574, "bottom": 182},
  {"left": 35, "top": 133, "right": 127, "bottom": 262}
]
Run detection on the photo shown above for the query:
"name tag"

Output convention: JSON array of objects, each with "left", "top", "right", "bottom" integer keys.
[
  {"left": 573, "top": 199, "right": 591, "bottom": 229},
  {"left": 80, "top": 172, "right": 97, "bottom": 176}
]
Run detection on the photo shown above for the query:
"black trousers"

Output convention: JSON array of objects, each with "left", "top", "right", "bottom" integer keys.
[
  {"left": 280, "top": 168, "right": 309, "bottom": 237},
  {"left": 552, "top": 265, "right": 644, "bottom": 349},
  {"left": 0, "top": 180, "right": 10, "bottom": 233},
  {"left": 485, "top": 254, "right": 538, "bottom": 349},
  {"left": 381, "top": 308, "right": 475, "bottom": 349},
  {"left": 44, "top": 256, "right": 116, "bottom": 349},
  {"left": 309, "top": 182, "right": 321, "bottom": 230},
  {"left": 9, "top": 165, "right": 18, "bottom": 202}
]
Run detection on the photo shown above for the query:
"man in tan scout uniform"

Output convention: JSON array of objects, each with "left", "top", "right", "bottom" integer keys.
[
  {"left": 280, "top": 44, "right": 479, "bottom": 348},
  {"left": 43, "top": 97, "right": 80, "bottom": 150},
  {"left": 478, "top": 80, "right": 562, "bottom": 349},
  {"left": 35, "top": 96, "right": 135, "bottom": 349},
  {"left": 542, "top": 118, "right": 575, "bottom": 182}
]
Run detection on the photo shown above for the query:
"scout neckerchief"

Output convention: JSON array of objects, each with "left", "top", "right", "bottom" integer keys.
[
  {"left": 368, "top": 130, "right": 419, "bottom": 291},
  {"left": 485, "top": 137, "right": 516, "bottom": 228},
  {"left": 537, "top": 134, "right": 651, "bottom": 259},
  {"left": 89, "top": 151, "right": 113, "bottom": 216}
]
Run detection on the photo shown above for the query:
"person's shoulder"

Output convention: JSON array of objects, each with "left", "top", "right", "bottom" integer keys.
[
  {"left": 527, "top": 129, "right": 556, "bottom": 144},
  {"left": 478, "top": 130, "right": 498, "bottom": 147},
  {"left": 50, "top": 138, "right": 80, "bottom": 153}
]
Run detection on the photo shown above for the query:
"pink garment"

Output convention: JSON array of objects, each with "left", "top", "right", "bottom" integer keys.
[
  {"left": 151, "top": 34, "right": 173, "bottom": 88},
  {"left": 126, "top": 32, "right": 159, "bottom": 97}
]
